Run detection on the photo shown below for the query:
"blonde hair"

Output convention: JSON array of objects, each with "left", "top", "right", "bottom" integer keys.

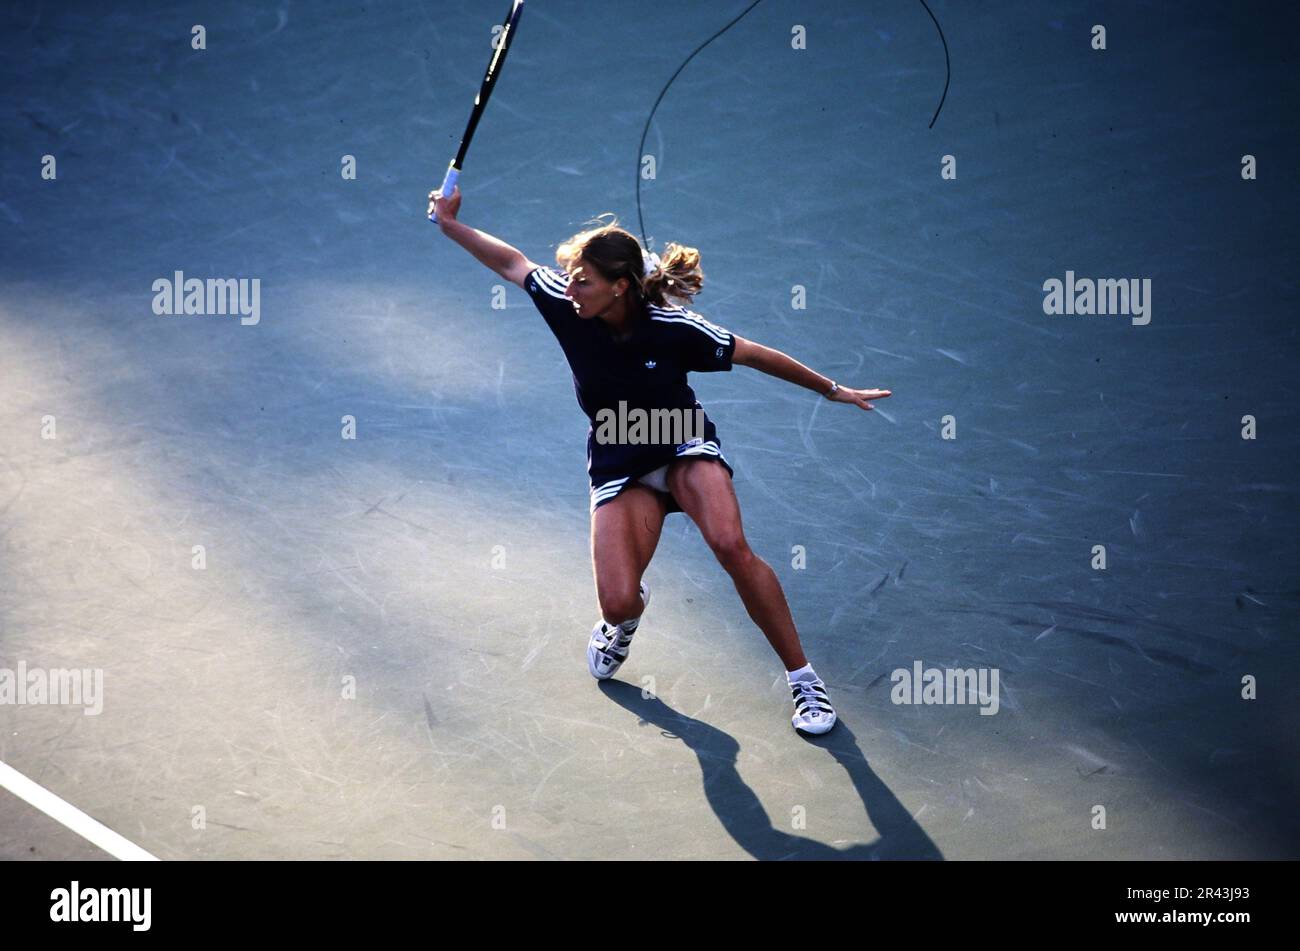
[{"left": 555, "top": 214, "right": 703, "bottom": 308}]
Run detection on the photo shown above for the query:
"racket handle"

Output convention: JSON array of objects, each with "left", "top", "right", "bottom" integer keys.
[{"left": 428, "top": 163, "right": 460, "bottom": 224}]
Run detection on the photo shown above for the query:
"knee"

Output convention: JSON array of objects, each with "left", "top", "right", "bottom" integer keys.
[
  {"left": 709, "top": 533, "right": 754, "bottom": 571},
  {"left": 598, "top": 585, "right": 643, "bottom": 624}
]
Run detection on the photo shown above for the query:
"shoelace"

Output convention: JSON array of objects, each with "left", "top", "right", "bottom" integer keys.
[
  {"left": 601, "top": 623, "right": 632, "bottom": 657},
  {"left": 791, "top": 679, "right": 829, "bottom": 713}
]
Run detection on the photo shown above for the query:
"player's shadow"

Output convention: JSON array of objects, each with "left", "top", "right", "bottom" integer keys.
[{"left": 599, "top": 680, "right": 943, "bottom": 860}]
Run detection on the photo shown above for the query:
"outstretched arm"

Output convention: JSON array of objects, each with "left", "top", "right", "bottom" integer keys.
[
  {"left": 428, "top": 185, "right": 536, "bottom": 289},
  {"left": 732, "top": 335, "right": 892, "bottom": 411}
]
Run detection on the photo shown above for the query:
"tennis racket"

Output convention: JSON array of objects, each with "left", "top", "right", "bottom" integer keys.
[{"left": 428, "top": 0, "right": 525, "bottom": 223}]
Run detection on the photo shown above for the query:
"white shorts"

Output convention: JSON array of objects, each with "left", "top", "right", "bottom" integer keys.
[{"left": 635, "top": 464, "right": 670, "bottom": 493}]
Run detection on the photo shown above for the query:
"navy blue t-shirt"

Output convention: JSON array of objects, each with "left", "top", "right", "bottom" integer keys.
[{"left": 524, "top": 265, "right": 736, "bottom": 480}]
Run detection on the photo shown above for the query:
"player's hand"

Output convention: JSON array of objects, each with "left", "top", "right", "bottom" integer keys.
[
  {"left": 833, "top": 386, "right": 892, "bottom": 411},
  {"left": 428, "top": 185, "right": 461, "bottom": 227}
]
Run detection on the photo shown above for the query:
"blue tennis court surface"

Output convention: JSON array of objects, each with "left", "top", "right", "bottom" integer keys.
[{"left": 1, "top": 0, "right": 1296, "bottom": 860}]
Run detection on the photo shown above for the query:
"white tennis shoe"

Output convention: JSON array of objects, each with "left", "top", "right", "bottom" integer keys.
[
  {"left": 587, "top": 581, "right": 650, "bottom": 680},
  {"left": 790, "top": 675, "right": 837, "bottom": 735}
]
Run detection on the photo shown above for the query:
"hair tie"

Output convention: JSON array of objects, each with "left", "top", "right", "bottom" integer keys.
[{"left": 641, "top": 249, "right": 661, "bottom": 278}]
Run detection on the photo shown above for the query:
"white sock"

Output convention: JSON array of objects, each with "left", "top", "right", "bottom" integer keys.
[{"left": 787, "top": 663, "right": 817, "bottom": 684}]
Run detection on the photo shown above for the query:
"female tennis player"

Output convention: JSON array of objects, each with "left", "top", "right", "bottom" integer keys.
[{"left": 430, "top": 185, "right": 891, "bottom": 735}]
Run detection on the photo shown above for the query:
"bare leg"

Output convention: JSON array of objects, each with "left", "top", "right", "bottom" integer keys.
[
  {"left": 666, "top": 458, "right": 809, "bottom": 671},
  {"left": 590, "top": 484, "right": 667, "bottom": 625},
  {"left": 721, "top": 548, "right": 807, "bottom": 670}
]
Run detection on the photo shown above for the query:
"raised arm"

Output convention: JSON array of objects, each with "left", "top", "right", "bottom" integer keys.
[
  {"left": 732, "top": 335, "right": 892, "bottom": 411},
  {"left": 428, "top": 185, "right": 536, "bottom": 289}
]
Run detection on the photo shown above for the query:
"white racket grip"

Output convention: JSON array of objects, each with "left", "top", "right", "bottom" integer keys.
[{"left": 429, "top": 163, "right": 460, "bottom": 223}]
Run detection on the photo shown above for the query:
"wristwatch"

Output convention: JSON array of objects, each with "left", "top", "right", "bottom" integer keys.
[{"left": 824, "top": 381, "right": 839, "bottom": 400}]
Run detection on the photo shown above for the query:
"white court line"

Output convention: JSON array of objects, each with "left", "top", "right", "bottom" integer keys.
[{"left": 0, "top": 759, "right": 158, "bottom": 861}]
